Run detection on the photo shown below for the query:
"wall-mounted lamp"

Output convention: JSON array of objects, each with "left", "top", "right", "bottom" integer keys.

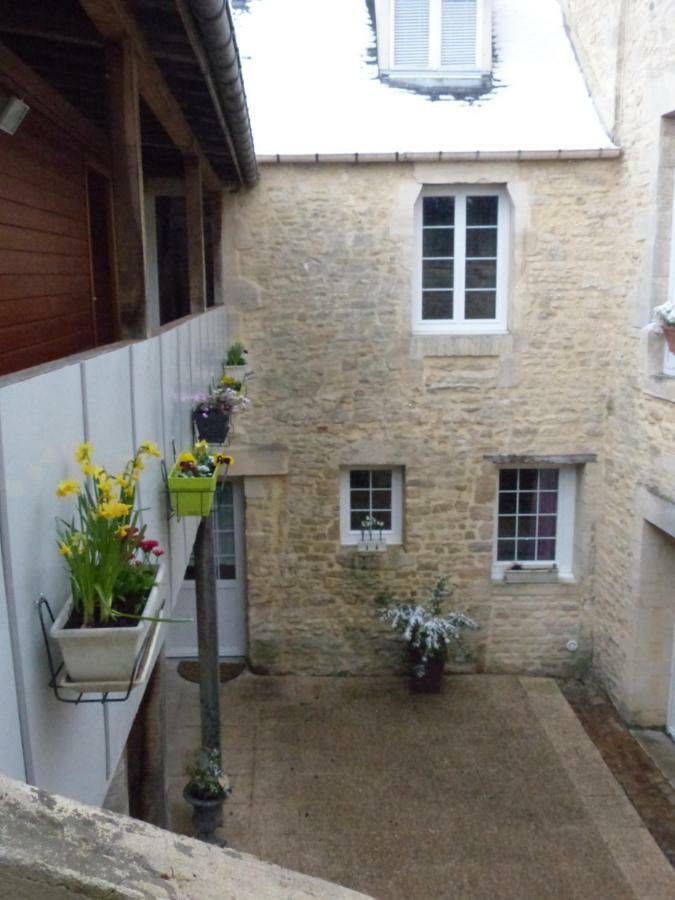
[{"left": 0, "top": 94, "right": 30, "bottom": 136}]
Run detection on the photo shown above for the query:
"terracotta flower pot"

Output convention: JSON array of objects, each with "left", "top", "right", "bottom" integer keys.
[
  {"left": 408, "top": 647, "right": 446, "bottom": 693},
  {"left": 663, "top": 325, "right": 675, "bottom": 354}
]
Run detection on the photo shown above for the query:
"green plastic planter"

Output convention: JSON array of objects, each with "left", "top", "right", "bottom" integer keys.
[{"left": 168, "top": 464, "right": 218, "bottom": 517}]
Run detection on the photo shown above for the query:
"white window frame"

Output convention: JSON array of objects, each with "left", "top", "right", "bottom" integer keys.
[
  {"left": 491, "top": 466, "right": 576, "bottom": 581},
  {"left": 339, "top": 467, "right": 403, "bottom": 546},
  {"left": 664, "top": 178, "right": 675, "bottom": 375},
  {"left": 413, "top": 185, "right": 510, "bottom": 335},
  {"left": 376, "top": 0, "right": 492, "bottom": 80}
]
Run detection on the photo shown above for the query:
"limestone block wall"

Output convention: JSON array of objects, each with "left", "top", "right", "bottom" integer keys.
[
  {"left": 226, "top": 159, "right": 620, "bottom": 676},
  {"left": 562, "top": 0, "right": 675, "bottom": 722}
]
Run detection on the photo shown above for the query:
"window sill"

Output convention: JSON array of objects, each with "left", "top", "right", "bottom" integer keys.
[
  {"left": 410, "top": 332, "right": 512, "bottom": 359},
  {"left": 490, "top": 573, "right": 577, "bottom": 590},
  {"left": 336, "top": 546, "right": 413, "bottom": 571}
]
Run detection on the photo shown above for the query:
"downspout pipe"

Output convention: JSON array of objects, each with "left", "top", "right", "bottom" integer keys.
[{"left": 187, "top": 0, "right": 259, "bottom": 187}]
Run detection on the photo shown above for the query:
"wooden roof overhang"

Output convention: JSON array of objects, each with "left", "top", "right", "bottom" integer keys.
[{"left": 0, "top": 0, "right": 257, "bottom": 188}]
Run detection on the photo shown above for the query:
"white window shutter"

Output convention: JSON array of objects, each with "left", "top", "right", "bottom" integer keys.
[
  {"left": 394, "top": 0, "right": 430, "bottom": 67},
  {"left": 440, "top": 0, "right": 477, "bottom": 67}
]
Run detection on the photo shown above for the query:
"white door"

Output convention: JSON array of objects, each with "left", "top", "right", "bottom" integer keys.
[
  {"left": 165, "top": 480, "right": 246, "bottom": 658},
  {"left": 668, "top": 623, "right": 675, "bottom": 740}
]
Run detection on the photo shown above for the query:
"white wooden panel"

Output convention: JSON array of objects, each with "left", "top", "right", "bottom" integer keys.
[
  {"left": 0, "top": 546, "right": 26, "bottom": 780},
  {"left": 394, "top": 0, "right": 430, "bottom": 67},
  {"left": 0, "top": 365, "right": 107, "bottom": 803},
  {"left": 441, "top": 0, "right": 476, "bottom": 66},
  {"left": 81, "top": 348, "right": 134, "bottom": 470},
  {"left": 190, "top": 317, "right": 206, "bottom": 398}
]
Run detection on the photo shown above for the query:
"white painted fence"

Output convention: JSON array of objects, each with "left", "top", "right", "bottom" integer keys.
[{"left": 0, "top": 307, "right": 228, "bottom": 804}]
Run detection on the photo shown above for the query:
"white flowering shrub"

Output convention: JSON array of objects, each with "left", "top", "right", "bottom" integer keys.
[
  {"left": 653, "top": 300, "right": 675, "bottom": 329},
  {"left": 377, "top": 576, "right": 478, "bottom": 675}
]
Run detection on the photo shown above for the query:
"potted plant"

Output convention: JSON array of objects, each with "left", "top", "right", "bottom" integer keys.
[
  {"left": 222, "top": 340, "right": 248, "bottom": 381},
  {"left": 653, "top": 299, "right": 675, "bottom": 353},
  {"left": 51, "top": 441, "right": 167, "bottom": 683},
  {"left": 183, "top": 748, "right": 230, "bottom": 842},
  {"left": 377, "top": 576, "right": 478, "bottom": 693},
  {"left": 168, "top": 442, "right": 232, "bottom": 517},
  {"left": 192, "top": 386, "right": 250, "bottom": 444}
]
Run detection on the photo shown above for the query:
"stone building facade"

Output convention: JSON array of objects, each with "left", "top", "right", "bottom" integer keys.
[{"left": 224, "top": 156, "right": 620, "bottom": 677}]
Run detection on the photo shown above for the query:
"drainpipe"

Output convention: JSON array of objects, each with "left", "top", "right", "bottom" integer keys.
[{"left": 186, "top": 0, "right": 259, "bottom": 187}]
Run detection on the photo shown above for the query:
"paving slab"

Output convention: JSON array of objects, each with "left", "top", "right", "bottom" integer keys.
[{"left": 166, "top": 669, "right": 675, "bottom": 900}]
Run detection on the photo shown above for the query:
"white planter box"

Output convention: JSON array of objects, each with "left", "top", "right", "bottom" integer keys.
[
  {"left": 503, "top": 566, "right": 558, "bottom": 584},
  {"left": 50, "top": 565, "right": 165, "bottom": 683},
  {"left": 222, "top": 365, "right": 247, "bottom": 381}
]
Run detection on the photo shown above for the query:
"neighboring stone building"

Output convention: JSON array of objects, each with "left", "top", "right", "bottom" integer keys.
[{"left": 222, "top": 1, "right": 633, "bottom": 683}]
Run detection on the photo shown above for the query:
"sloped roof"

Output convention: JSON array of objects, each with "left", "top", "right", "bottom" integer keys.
[{"left": 232, "top": 0, "right": 615, "bottom": 158}]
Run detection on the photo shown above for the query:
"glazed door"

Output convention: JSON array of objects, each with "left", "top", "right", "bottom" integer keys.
[{"left": 166, "top": 480, "right": 246, "bottom": 658}]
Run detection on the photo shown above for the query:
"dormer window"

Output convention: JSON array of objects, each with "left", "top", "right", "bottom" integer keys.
[{"left": 374, "top": 0, "right": 492, "bottom": 91}]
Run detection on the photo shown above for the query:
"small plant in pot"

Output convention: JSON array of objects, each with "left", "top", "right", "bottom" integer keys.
[
  {"left": 192, "top": 386, "right": 250, "bottom": 444},
  {"left": 377, "top": 576, "right": 478, "bottom": 693},
  {"left": 222, "top": 340, "right": 248, "bottom": 381},
  {"left": 653, "top": 299, "right": 675, "bottom": 353},
  {"left": 51, "top": 441, "right": 167, "bottom": 684},
  {"left": 184, "top": 748, "right": 230, "bottom": 842}
]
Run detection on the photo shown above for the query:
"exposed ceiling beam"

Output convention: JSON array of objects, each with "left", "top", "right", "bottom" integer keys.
[{"left": 78, "top": 0, "right": 222, "bottom": 191}]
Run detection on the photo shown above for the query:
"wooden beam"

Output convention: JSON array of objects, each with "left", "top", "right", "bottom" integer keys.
[
  {"left": 78, "top": 0, "right": 222, "bottom": 191},
  {"left": 107, "top": 39, "right": 147, "bottom": 338},
  {"left": 184, "top": 155, "right": 206, "bottom": 315},
  {"left": 0, "top": 42, "right": 109, "bottom": 161}
]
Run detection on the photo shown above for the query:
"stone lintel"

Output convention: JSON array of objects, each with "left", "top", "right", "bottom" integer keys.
[
  {"left": 226, "top": 443, "right": 289, "bottom": 477},
  {"left": 484, "top": 453, "right": 597, "bottom": 465}
]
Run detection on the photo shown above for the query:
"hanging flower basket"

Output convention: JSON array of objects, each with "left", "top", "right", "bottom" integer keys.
[
  {"left": 51, "top": 564, "right": 165, "bottom": 683},
  {"left": 192, "top": 409, "right": 230, "bottom": 444},
  {"left": 168, "top": 464, "right": 218, "bottom": 517}
]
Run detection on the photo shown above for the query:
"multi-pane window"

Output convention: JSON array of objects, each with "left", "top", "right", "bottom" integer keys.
[
  {"left": 393, "top": 0, "right": 478, "bottom": 71},
  {"left": 496, "top": 469, "right": 559, "bottom": 563},
  {"left": 493, "top": 467, "right": 577, "bottom": 578},
  {"left": 340, "top": 467, "right": 403, "bottom": 544},
  {"left": 185, "top": 482, "right": 236, "bottom": 580},
  {"left": 416, "top": 187, "right": 508, "bottom": 333}
]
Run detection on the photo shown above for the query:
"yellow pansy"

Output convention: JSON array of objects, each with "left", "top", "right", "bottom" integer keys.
[
  {"left": 56, "top": 480, "right": 80, "bottom": 498},
  {"left": 138, "top": 441, "right": 161, "bottom": 458},
  {"left": 75, "top": 442, "right": 93, "bottom": 464},
  {"left": 58, "top": 542, "right": 72, "bottom": 557},
  {"left": 178, "top": 452, "right": 197, "bottom": 466},
  {"left": 215, "top": 454, "right": 233, "bottom": 467},
  {"left": 98, "top": 500, "right": 131, "bottom": 519}
]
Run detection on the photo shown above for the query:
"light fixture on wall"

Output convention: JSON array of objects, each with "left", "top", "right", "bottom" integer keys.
[{"left": 0, "top": 94, "right": 30, "bottom": 135}]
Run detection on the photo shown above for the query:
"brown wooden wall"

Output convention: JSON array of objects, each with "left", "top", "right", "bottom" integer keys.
[{"left": 0, "top": 101, "right": 95, "bottom": 376}]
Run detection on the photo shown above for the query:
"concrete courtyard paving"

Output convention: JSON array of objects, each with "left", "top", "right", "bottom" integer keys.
[{"left": 166, "top": 666, "right": 675, "bottom": 900}]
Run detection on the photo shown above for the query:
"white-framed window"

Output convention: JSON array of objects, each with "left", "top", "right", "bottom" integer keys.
[
  {"left": 339, "top": 467, "right": 403, "bottom": 545},
  {"left": 387, "top": 0, "right": 491, "bottom": 77},
  {"left": 492, "top": 466, "right": 576, "bottom": 579},
  {"left": 413, "top": 185, "right": 509, "bottom": 334},
  {"left": 664, "top": 177, "right": 675, "bottom": 375}
]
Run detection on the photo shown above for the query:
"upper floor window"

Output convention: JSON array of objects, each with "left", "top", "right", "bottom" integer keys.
[
  {"left": 375, "top": 0, "right": 492, "bottom": 88},
  {"left": 413, "top": 185, "right": 509, "bottom": 334}
]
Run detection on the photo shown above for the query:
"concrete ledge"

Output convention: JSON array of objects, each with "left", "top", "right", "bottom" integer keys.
[
  {"left": 0, "top": 775, "right": 372, "bottom": 899},
  {"left": 410, "top": 332, "right": 513, "bottom": 359},
  {"left": 227, "top": 442, "right": 289, "bottom": 477}
]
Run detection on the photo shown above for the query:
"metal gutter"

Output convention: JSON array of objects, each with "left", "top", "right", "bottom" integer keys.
[
  {"left": 185, "top": 0, "right": 258, "bottom": 187},
  {"left": 257, "top": 147, "right": 622, "bottom": 165}
]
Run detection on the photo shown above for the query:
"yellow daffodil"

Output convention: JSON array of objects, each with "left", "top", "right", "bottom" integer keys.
[
  {"left": 115, "top": 525, "right": 129, "bottom": 539},
  {"left": 138, "top": 441, "right": 161, "bottom": 458},
  {"left": 194, "top": 440, "right": 209, "bottom": 453},
  {"left": 133, "top": 456, "right": 145, "bottom": 471},
  {"left": 98, "top": 500, "right": 131, "bottom": 519},
  {"left": 178, "top": 452, "right": 197, "bottom": 466},
  {"left": 83, "top": 463, "right": 104, "bottom": 478},
  {"left": 56, "top": 480, "right": 80, "bottom": 498},
  {"left": 97, "top": 478, "right": 116, "bottom": 501},
  {"left": 115, "top": 474, "right": 131, "bottom": 490},
  {"left": 58, "top": 542, "right": 72, "bottom": 557},
  {"left": 75, "top": 442, "right": 93, "bottom": 464}
]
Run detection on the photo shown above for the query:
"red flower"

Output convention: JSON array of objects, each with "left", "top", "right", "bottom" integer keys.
[
  {"left": 152, "top": 548, "right": 165, "bottom": 557},
  {"left": 140, "top": 539, "right": 159, "bottom": 552}
]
